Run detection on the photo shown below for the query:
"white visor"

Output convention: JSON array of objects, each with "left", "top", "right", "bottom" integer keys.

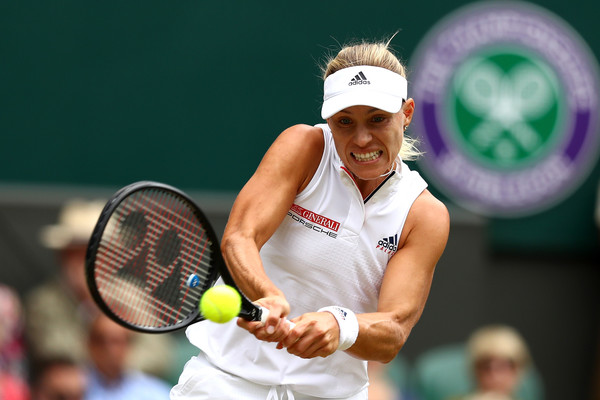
[{"left": 321, "top": 65, "right": 407, "bottom": 119}]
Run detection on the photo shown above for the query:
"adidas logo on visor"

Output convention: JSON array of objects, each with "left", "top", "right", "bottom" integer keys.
[{"left": 348, "top": 71, "right": 370, "bottom": 86}]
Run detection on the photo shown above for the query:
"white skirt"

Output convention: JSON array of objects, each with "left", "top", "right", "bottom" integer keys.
[{"left": 170, "top": 352, "right": 368, "bottom": 400}]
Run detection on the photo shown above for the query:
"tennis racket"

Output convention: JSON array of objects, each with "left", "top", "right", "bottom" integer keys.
[{"left": 85, "top": 181, "right": 267, "bottom": 333}]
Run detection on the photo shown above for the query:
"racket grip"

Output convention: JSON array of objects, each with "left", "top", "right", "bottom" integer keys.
[
  {"left": 259, "top": 306, "right": 269, "bottom": 325},
  {"left": 259, "top": 306, "right": 296, "bottom": 329}
]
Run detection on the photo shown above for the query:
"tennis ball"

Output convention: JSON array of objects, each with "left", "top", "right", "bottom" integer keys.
[{"left": 199, "top": 285, "right": 241, "bottom": 323}]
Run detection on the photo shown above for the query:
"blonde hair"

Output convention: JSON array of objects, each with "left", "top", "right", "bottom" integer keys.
[
  {"left": 467, "top": 325, "right": 531, "bottom": 371},
  {"left": 321, "top": 38, "right": 422, "bottom": 161}
]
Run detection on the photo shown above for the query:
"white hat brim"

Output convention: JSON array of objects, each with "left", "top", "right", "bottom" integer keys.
[{"left": 321, "top": 90, "right": 404, "bottom": 119}]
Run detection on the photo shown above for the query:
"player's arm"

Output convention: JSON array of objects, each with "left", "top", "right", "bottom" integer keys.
[
  {"left": 347, "top": 190, "right": 449, "bottom": 362},
  {"left": 281, "top": 190, "right": 449, "bottom": 361},
  {"left": 221, "top": 124, "right": 324, "bottom": 334}
]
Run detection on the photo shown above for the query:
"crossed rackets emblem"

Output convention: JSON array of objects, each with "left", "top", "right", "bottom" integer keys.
[{"left": 453, "top": 57, "right": 557, "bottom": 163}]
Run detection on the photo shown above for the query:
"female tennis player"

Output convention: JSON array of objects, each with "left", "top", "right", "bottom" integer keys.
[{"left": 171, "top": 38, "right": 450, "bottom": 400}]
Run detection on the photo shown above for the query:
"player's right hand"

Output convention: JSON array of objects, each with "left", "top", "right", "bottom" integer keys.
[{"left": 237, "top": 295, "right": 292, "bottom": 342}]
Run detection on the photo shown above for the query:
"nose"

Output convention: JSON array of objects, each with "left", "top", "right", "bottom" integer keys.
[{"left": 353, "top": 126, "right": 373, "bottom": 147}]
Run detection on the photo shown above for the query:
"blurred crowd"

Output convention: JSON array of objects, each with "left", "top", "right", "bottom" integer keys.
[
  {"left": 1, "top": 199, "right": 547, "bottom": 400},
  {"left": 1, "top": 200, "right": 177, "bottom": 400}
]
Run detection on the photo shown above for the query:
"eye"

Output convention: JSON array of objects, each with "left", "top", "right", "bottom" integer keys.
[
  {"left": 337, "top": 117, "right": 352, "bottom": 125},
  {"left": 371, "top": 115, "right": 387, "bottom": 123}
]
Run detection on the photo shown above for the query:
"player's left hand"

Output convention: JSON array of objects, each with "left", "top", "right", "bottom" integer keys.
[{"left": 276, "top": 311, "right": 340, "bottom": 359}]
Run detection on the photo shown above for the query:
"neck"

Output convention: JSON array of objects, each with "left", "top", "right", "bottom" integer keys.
[
  {"left": 351, "top": 161, "right": 397, "bottom": 182},
  {"left": 343, "top": 162, "right": 397, "bottom": 200},
  {"left": 374, "top": 161, "right": 397, "bottom": 179}
]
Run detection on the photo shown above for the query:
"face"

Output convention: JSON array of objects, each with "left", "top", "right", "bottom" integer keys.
[
  {"left": 475, "top": 356, "right": 521, "bottom": 395},
  {"left": 59, "top": 244, "right": 91, "bottom": 302},
  {"left": 327, "top": 101, "right": 414, "bottom": 189},
  {"left": 88, "top": 315, "right": 132, "bottom": 381},
  {"left": 35, "top": 364, "right": 87, "bottom": 400}
]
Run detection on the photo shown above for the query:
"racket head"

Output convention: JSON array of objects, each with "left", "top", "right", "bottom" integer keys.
[{"left": 85, "top": 181, "right": 222, "bottom": 333}]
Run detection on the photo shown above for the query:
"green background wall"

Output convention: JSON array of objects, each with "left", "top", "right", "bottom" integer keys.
[{"left": 2, "top": 0, "right": 599, "bottom": 254}]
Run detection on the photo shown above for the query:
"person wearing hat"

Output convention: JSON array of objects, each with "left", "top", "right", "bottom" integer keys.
[
  {"left": 453, "top": 325, "right": 533, "bottom": 400},
  {"left": 171, "top": 38, "right": 449, "bottom": 399},
  {"left": 24, "top": 199, "right": 175, "bottom": 381}
]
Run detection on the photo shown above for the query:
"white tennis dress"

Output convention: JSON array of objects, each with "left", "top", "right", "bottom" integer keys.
[{"left": 171, "top": 123, "right": 427, "bottom": 399}]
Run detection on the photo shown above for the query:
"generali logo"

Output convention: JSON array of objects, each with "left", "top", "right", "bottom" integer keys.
[{"left": 288, "top": 204, "right": 340, "bottom": 239}]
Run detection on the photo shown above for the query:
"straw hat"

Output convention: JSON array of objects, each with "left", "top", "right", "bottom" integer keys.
[
  {"left": 40, "top": 199, "right": 106, "bottom": 249},
  {"left": 467, "top": 325, "right": 531, "bottom": 369}
]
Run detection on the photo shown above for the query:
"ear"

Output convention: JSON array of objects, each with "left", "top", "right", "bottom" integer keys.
[{"left": 402, "top": 98, "right": 415, "bottom": 127}]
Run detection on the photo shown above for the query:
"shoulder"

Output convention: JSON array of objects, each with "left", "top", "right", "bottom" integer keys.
[
  {"left": 412, "top": 189, "right": 449, "bottom": 220},
  {"left": 260, "top": 123, "right": 325, "bottom": 164},
  {"left": 265, "top": 124, "right": 325, "bottom": 163},
  {"left": 260, "top": 124, "right": 325, "bottom": 191},
  {"left": 276, "top": 124, "right": 324, "bottom": 150},
  {"left": 404, "top": 189, "right": 450, "bottom": 248},
  {"left": 125, "top": 372, "right": 171, "bottom": 393}
]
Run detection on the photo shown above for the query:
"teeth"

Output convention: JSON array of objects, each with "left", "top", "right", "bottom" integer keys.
[{"left": 352, "top": 151, "right": 380, "bottom": 161}]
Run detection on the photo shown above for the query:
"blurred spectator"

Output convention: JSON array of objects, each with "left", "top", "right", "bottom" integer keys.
[
  {"left": 84, "top": 314, "right": 171, "bottom": 400},
  {"left": 411, "top": 325, "right": 542, "bottom": 400},
  {"left": 451, "top": 325, "right": 532, "bottom": 400},
  {"left": 30, "top": 357, "right": 87, "bottom": 400},
  {"left": 0, "top": 284, "right": 29, "bottom": 400},
  {"left": 24, "top": 199, "right": 175, "bottom": 379}
]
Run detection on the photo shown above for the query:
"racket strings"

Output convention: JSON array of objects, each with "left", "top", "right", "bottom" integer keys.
[{"left": 94, "top": 189, "right": 216, "bottom": 328}]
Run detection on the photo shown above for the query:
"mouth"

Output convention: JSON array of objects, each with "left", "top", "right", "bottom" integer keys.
[{"left": 351, "top": 150, "right": 382, "bottom": 162}]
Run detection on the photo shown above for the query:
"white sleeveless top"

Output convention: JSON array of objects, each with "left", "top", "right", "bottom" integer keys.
[{"left": 185, "top": 123, "right": 428, "bottom": 398}]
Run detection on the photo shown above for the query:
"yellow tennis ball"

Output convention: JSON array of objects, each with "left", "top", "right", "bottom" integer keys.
[{"left": 199, "top": 285, "right": 242, "bottom": 323}]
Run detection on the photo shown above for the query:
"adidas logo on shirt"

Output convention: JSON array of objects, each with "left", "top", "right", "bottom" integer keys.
[
  {"left": 348, "top": 71, "right": 370, "bottom": 86},
  {"left": 376, "top": 234, "right": 398, "bottom": 254}
]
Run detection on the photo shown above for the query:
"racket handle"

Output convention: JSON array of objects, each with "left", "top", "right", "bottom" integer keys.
[
  {"left": 259, "top": 306, "right": 269, "bottom": 325},
  {"left": 259, "top": 307, "right": 296, "bottom": 329}
]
